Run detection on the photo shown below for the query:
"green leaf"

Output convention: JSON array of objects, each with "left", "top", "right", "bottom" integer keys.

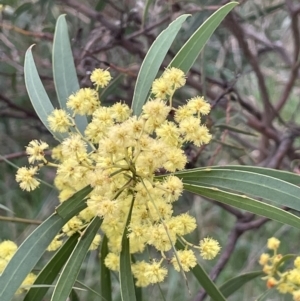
[
  {"left": 177, "top": 169, "right": 300, "bottom": 211},
  {"left": 131, "top": 14, "right": 190, "bottom": 116},
  {"left": 255, "top": 289, "right": 273, "bottom": 301},
  {"left": 51, "top": 217, "right": 102, "bottom": 301},
  {"left": 274, "top": 254, "right": 295, "bottom": 270},
  {"left": 100, "top": 74, "right": 124, "bottom": 105},
  {"left": 53, "top": 15, "right": 88, "bottom": 135},
  {"left": 75, "top": 280, "right": 103, "bottom": 298},
  {"left": 23, "top": 234, "right": 80, "bottom": 301},
  {"left": 142, "top": 0, "right": 154, "bottom": 27},
  {"left": 56, "top": 186, "right": 92, "bottom": 218},
  {"left": 100, "top": 235, "right": 112, "bottom": 301},
  {"left": 176, "top": 240, "right": 227, "bottom": 301},
  {"left": 215, "top": 124, "right": 258, "bottom": 136},
  {"left": 120, "top": 198, "right": 136, "bottom": 301},
  {"left": 183, "top": 184, "right": 300, "bottom": 230},
  {"left": 0, "top": 203, "right": 14, "bottom": 214},
  {"left": 24, "top": 46, "right": 67, "bottom": 141},
  {"left": 0, "top": 186, "right": 92, "bottom": 301},
  {"left": 169, "top": 2, "right": 238, "bottom": 72},
  {"left": 217, "top": 271, "right": 263, "bottom": 299},
  {"left": 0, "top": 215, "right": 66, "bottom": 301},
  {"left": 191, "top": 165, "right": 300, "bottom": 186},
  {"left": 13, "top": 2, "right": 33, "bottom": 19},
  {"left": 70, "top": 289, "right": 80, "bottom": 301}
]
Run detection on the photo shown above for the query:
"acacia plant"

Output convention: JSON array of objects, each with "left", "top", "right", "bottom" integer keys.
[{"left": 1, "top": 2, "right": 300, "bottom": 301}]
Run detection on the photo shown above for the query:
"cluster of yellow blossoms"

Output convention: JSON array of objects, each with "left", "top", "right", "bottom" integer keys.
[
  {"left": 15, "top": 67, "right": 220, "bottom": 287},
  {"left": 0, "top": 240, "right": 36, "bottom": 294},
  {"left": 259, "top": 237, "right": 300, "bottom": 301}
]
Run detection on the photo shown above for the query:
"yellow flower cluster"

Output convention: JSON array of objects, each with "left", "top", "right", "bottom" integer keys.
[
  {"left": 260, "top": 237, "right": 300, "bottom": 301},
  {"left": 16, "top": 67, "right": 219, "bottom": 286},
  {"left": 0, "top": 240, "right": 36, "bottom": 294}
]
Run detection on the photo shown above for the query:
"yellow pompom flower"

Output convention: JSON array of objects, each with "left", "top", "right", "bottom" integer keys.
[
  {"left": 111, "top": 102, "right": 131, "bottom": 122},
  {"left": 90, "top": 68, "right": 112, "bottom": 89},
  {"left": 67, "top": 88, "right": 99, "bottom": 115},
  {"left": 295, "top": 257, "right": 300, "bottom": 269},
  {"left": 104, "top": 253, "right": 120, "bottom": 271},
  {"left": 62, "top": 216, "right": 83, "bottom": 236},
  {"left": 171, "top": 249, "right": 197, "bottom": 272},
  {"left": 199, "top": 237, "right": 221, "bottom": 260},
  {"left": 142, "top": 98, "right": 171, "bottom": 131},
  {"left": 293, "top": 290, "right": 300, "bottom": 301},
  {"left": 151, "top": 77, "right": 173, "bottom": 99},
  {"left": 47, "top": 236, "right": 63, "bottom": 252},
  {"left": 47, "top": 109, "right": 72, "bottom": 133},
  {"left": 156, "top": 121, "right": 181, "bottom": 146},
  {"left": 162, "top": 67, "right": 186, "bottom": 89},
  {"left": 174, "top": 105, "right": 193, "bottom": 123},
  {"left": 16, "top": 272, "right": 36, "bottom": 294},
  {"left": 171, "top": 213, "right": 197, "bottom": 236},
  {"left": 186, "top": 96, "right": 211, "bottom": 115},
  {"left": 26, "top": 140, "right": 49, "bottom": 164},
  {"left": 145, "top": 261, "right": 168, "bottom": 284},
  {"left": 163, "top": 148, "right": 187, "bottom": 172},
  {"left": 15, "top": 166, "right": 40, "bottom": 191},
  {"left": 132, "top": 261, "right": 151, "bottom": 287},
  {"left": 259, "top": 253, "right": 270, "bottom": 266},
  {"left": 0, "top": 240, "right": 17, "bottom": 261},
  {"left": 89, "top": 234, "right": 101, "bottom": 251},
  {"left": 267, "top": 237, "right": 280, "bottom": 250},
  {"left": 0, "top": 258, "right": 7, "bottom": 273}
]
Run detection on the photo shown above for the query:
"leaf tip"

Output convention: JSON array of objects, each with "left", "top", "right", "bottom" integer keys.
[
  {"left": 57, "top": 14, "right": 67, "bottom": 20},
  {"left": 27, "top": 44, "right": 36, "bottom": 51}
]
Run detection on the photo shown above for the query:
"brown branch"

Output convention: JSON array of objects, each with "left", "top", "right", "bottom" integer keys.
[
  {"left": 224, "top": 13, "right": 273, "bottom": 125},
  {"left": 0, "top": 22, "right": 53, "bottom": 40},
  {"left": 0, "top": 93, "right": 38, "bottom": 119},
  {"left": 266, "top": 135, "right": 294, "bottom": 169},
  {"left": 272, "top": 1, "right": 300, "bottom": 119},
  {"left": 62, "top": 0, "right": 119, "bottom": 31},
  {"left": 0, "top": 216, "right": 42, "bottom": 225}
]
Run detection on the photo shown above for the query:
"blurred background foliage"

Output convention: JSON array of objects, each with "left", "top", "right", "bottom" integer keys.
[{"left": 1, "top": 0, "right": 300, "bottom": 300}]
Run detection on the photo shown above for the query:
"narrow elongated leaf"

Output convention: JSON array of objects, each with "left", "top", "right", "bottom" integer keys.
[
  {"left": 56, "top": 186, "right": 92, "bottom": 218},
  {"left": 24, "top": 234, "right": 80, "bottom": 301},
  {"left": 169, "top": 2, "right": 238, "bottom": 72},
  {"left": 70, "top": 289, "right": 80, "bottom": 301},
  {"left": 215, "top": 124, "right": 258, "bottom": 136},
  {"left": 183, "top": 184, "right": 300, "bottom": 230},
  {"left": 0, "top": 186, "right": 92, "bottom": 301},
  {"left": 24, "top": 46, "right": 66, "bottom": 141},
  {"left": 178, "top": 169, "right": 300, "bottom": 211},
  {"left": 51, "top": 217, "right": 102, "bottom": 301},
  {"left": 217, "top": 271, "right": 263, "bottom": 299},
  {"left": 131, "top": 14, "right": 190, "bottom": 116},
  {"left": 142, "top": 0, "right": 154, "bottom": 27},
  {"left": 53, "top": 15, "right": 88, "bottom": 134},
  {"left": 256, "top": 289, "right": 273, "bottom": 301},
  {"left": 274, "top": 254, "right": 295, "bottom": 270},
  {"left": 0, "top": 203, "right": 14, "bottom": 213},
  {"left": 100, "top": 74, "right": 124, "bottom": 104},
  {"left": 175, "top": 165, "right": 300, "bottom": 186},
  {"left": 120, "top": 198, "right": 136, "bottom": 301},
  {"left": 75, "top": 280, "right": 103, "bottom": 298},
  {"left": 0, "top": 215, "right": 66, "bottom": 301},
  {"left": 100, "top": 235, "right": 112, "bottom": 301},
  {"left": 176, "top": 240, "right": 227, "bottom": 301}
]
